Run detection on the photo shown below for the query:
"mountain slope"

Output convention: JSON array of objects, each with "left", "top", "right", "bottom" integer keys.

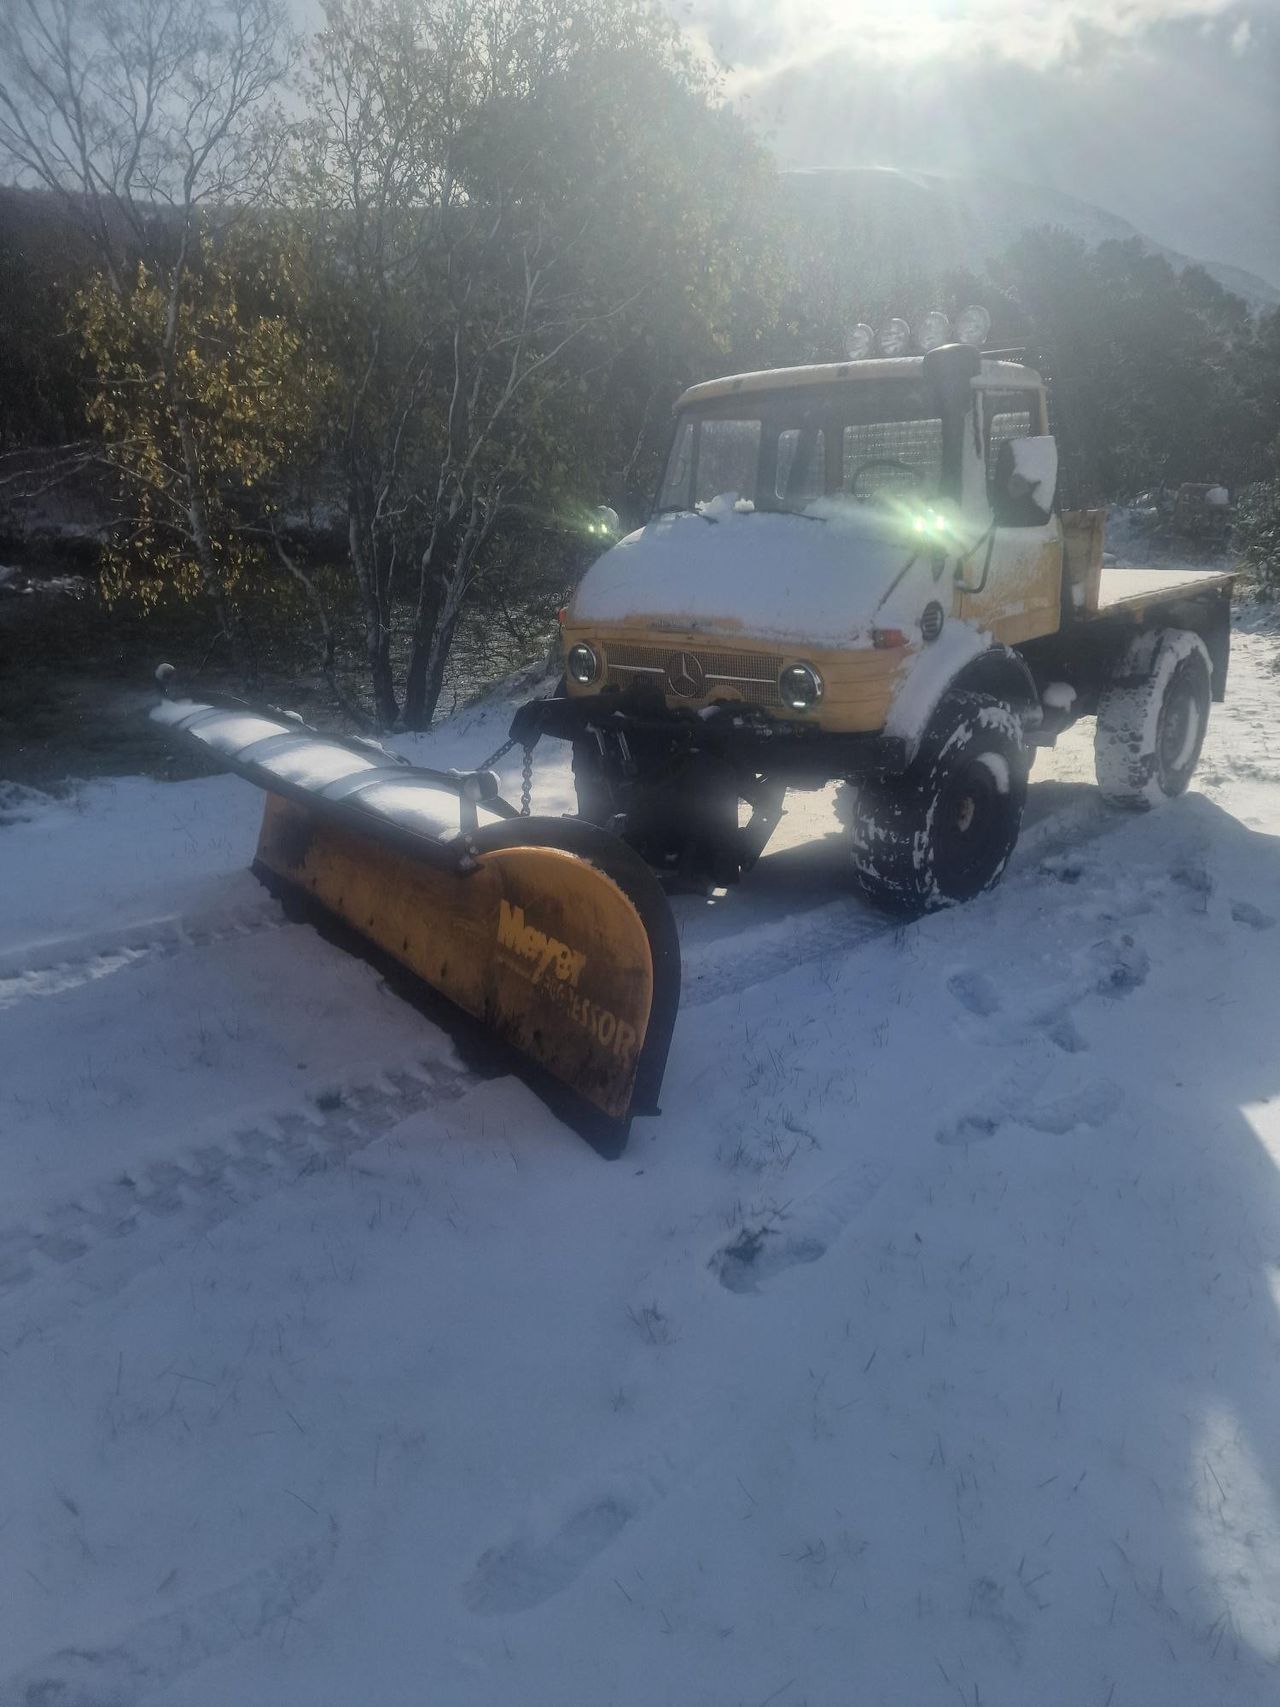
[{"left": 784, "top": 166, "right": 1280, "bottom": 311}]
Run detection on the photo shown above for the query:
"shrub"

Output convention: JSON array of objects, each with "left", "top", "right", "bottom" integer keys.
[{"left": 1235, "top": 464, "right": 1280, "bottom": 598}]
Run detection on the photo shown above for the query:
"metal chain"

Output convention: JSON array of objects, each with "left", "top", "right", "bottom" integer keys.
[
  {"left": 476, "top": 735, "right": 517, "bottom": 773},
  {"left": 471, "top": 734, "right": 533, "bottom": 816}
]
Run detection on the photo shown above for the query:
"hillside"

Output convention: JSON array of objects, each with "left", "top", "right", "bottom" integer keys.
[{"left": 784, "top": 166, "right": 1280, "bottom": 312}]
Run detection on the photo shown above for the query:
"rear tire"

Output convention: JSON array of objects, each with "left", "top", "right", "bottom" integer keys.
[
  {"left": 851, "top": 692, "right": 1028, "bottom": 917},
  {"left": 1095, "top": 629, "right": 1211, "bottom": 809}
]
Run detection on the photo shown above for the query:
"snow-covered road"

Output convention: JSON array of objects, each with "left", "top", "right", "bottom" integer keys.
[{"left": 3, "top": 629, "right": 1280, "bottom": 1707}]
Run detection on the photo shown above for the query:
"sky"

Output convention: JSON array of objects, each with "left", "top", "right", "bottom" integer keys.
[{"left": 666, "top": 0, "right": 1280, "bottom": 288}]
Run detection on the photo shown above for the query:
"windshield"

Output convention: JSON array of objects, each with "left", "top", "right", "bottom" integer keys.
[{"left": 656, "top": 381, "right": 944, "bottom": 517}]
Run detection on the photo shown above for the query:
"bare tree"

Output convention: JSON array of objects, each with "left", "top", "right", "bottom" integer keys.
[
  {"left": 0, "top": 0, "right": 294, "bottom": 677},
  {"left": 295, "top": 0, "right": 663, "bottom": 728}
]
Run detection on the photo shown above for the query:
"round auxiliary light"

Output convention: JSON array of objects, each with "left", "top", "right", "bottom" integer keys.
[
  {"left": 878, "top": 318, "right": 911, "bottom": 357},
  {"left": 955, "top": 304, "right": 992, "bottom": 348},
  {"left": 847, "top": 323, "right": 876, "bottom": 360},
  {"left": 567, "top": 642, "right": 600, "bottom": 685},
  {"left": 917, "top": 310, "right": 951, "bottom": 352},
  {"left": 779, "top": 662, "right": 824, "bottom": 710}
]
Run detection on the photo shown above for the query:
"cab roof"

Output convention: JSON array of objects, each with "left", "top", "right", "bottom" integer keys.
[{"left": 676, "top": 356, "right": 1043, "bottom": 411}]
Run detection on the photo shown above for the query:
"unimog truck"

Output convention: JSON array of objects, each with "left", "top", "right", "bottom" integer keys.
[
  {"left": 512, "top": 340, "right": 1235, "bottom": 913},
  {"left": 151, "top": 338, "right": 1238, "bottom": 1143}
]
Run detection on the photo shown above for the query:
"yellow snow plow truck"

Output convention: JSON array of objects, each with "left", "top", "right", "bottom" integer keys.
[
  {"left": 154, "top": 338, "right": 1234, "bottom": 1150},
  {"left": 514, "top": 339, "right": 1235, "bottom": 910}
]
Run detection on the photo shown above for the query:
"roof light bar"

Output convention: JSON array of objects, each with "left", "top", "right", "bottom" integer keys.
[
  {"left": 955, "top": 304, "right": 992, "bottom": 348},
  {"left": 877, "top": 318, "right": 911, "bottom": 357},
  {"left": 847, "top": 323, "right": 876, "bottom": 360},
  {"left": 917, "top": 311, "right": 951, "bottom": 352}
]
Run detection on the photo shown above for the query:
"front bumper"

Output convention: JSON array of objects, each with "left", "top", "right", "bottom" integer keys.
[{"left": 510, "top": 688, "right": 908, "bottom": 783}]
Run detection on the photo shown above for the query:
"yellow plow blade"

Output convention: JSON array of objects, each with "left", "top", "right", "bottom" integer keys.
[{"left": 153, "top": 699, "right": 679, "bottom": 1154}]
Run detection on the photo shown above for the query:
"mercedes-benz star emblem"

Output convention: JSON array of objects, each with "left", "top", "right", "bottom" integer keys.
[{"left": 665, "top": 651, "right": 705, "bottom": 698}]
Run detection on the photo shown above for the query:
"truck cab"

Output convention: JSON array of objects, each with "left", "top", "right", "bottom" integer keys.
[
  {"left": 561, "top": 343, "right": 1057, "bottom": 732},
  {"left": 517, "top": 344, "right": 1233, "bottom": 912}
]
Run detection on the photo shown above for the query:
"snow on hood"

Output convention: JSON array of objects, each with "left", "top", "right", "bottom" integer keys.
[{"left": 571, "top": 494, "right": 926, "bottom": 646}]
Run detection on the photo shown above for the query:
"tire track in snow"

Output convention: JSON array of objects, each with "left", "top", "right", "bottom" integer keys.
[
  {"left": 0, "top": 900, "right": 288, "bottom": 1010},
  {"left": 1, "top": 1528, "right": 338, "bottom": 1706},
  {"left": 0, "top": 1058, "right": 477, "bottom": 1310},
  {"left": 678, "top": 785, "right": 1123, "bottom": 1009}
]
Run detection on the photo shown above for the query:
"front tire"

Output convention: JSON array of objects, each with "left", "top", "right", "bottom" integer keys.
[
  {"left": 1095, "top": 628, "right": 1211, "bottom": 809},
  {"left": 851, "top": 693, "right": 1028, "bottom": 917}
]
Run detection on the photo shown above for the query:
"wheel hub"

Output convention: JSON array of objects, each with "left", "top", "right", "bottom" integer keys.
[{"left": 1159, "top": 683, "right": 1200, "bottom": 774}]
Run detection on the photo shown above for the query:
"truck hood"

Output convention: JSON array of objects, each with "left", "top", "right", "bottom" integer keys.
[{"left": 570, "top": 495, "right": 925, "bottom": 646}]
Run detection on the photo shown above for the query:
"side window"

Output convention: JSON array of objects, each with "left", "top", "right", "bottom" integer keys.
[
  {"left": 842, "top": 419, "right": 942, "bottom": 498},
  {"left": 658, "top": 418, "right": 693, "bottom": 511},
  {"left": 694, "top": 419, "right": 761, "bottom": 505},
  {"left": 775, "top": 426, "right": 826, "bottom": 502},
  {"left": 983, "top": 392, "right": 1035, "bottom": 500}
]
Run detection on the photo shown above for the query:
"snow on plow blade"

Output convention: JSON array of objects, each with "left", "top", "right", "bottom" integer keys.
[{"left": 153, "top": 700, "right": 679, "bottom": 1154}]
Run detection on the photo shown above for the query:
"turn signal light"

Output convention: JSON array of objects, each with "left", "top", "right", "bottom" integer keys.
[{"left": 872, "top": 627, "right": 908, "bottom": 649}]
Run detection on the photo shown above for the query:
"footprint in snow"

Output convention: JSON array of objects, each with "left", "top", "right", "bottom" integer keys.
[
  {"left": 946, "top": 969, "right": 1002, "bottom": 1018},
  {"left": 463, "top": 1497, "right": 637, "bottom": 1615},
  {"left": 1018, "top": 1079, "right": 1123, "bottom": 1136},
  {"left": 1040, "top": 1011, "right": 1089, "bottom": 1054},
  {"left": 1230, "top": 899, "right": 1275, "bottom": 931},
  {"left": 713, "top": 1224, "right": 828, "bottom": 1293},
  {"left": 462, "top": 1451, "right": 681, "bottom": 1616},
  {"left": 936, "top": 1112, "right": 1003, "bottom": 1148},
  {"left": 937, "top": 1080, "right": 1122, "bottom": 1145},
  {"left": 1089, "top": 935, "right": 1150, "bottom": 997},
  {"left": 711, "top": 1163, "right": 887, "bottom": 1293}
]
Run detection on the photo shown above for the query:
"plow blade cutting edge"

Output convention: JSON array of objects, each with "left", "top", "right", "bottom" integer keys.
[{"left": 152, "top": 699, "right": 680, "bottom": 1155}]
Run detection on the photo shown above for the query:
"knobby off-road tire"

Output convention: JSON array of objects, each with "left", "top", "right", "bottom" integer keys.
[
  {"left": 851, "top": 692, "right": 1029, "bottom": 917},
  {"left": 1095, "top": 628, "right": 1212, "bottom": 809}
]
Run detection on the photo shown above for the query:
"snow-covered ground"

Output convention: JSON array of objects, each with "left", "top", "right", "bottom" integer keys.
[{"left": 3, "top": 628, "right": 1280, "bottom": 1707}]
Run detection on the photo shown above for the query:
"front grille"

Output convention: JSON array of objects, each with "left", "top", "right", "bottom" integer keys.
[{"left": 605, "top": 642, "right": 783, "bottom": 708}]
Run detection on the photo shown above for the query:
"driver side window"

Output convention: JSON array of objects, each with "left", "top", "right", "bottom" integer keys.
[{"left": 842, "top": 419, "right": 942, "bottom": 498}]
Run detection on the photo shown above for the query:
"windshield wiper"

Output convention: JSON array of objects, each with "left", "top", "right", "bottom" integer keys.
[
  {"left": 654, "top": 505, "right": 720, "bottom": 523},
  {"left": 764, "top": 503, "right": 827, "bottom": 522}
]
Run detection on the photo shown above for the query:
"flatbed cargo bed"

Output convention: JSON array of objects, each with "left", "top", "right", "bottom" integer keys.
[
  {"left": 1061, "top": 512, "right": 1234, "bottom": 619},
  {"left": 1088, "top": 564, "right": 1236, "bottom": 616}
]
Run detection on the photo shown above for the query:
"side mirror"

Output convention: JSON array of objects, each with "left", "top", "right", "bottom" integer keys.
[{"left": 992, "top": 436, "right": 1058, "bottom": 527}]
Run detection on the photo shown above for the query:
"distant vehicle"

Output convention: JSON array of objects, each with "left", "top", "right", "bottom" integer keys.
[{"left": 1173, "top": 481, "right": 1233, "bottom": 542}]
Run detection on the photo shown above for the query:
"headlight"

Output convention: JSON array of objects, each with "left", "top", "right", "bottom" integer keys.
[
  {"left": 567, "top": 642, "right": 600, "bottom": 685},
  {"left": 779, "top": 662, "right": 823, "bottom": 710}
]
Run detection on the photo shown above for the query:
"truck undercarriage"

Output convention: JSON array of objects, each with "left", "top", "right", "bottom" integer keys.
[{"left": 513, "top": 688, "right": 910, "bottom": 885}]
